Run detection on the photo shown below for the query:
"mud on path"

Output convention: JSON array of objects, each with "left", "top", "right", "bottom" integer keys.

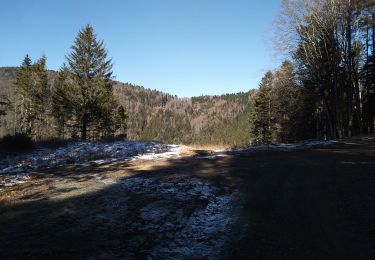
[{"left": 1, "top": 138, "right": 375, "bottom": 259}]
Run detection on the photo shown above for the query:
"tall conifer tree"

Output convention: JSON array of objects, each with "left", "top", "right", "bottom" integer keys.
[
  {"left": 65, "top": 24, "right": 115, "bottom": 140},
  {"left": 15, "top": 54, "right": 49, "bottom": 139},
  {"left": 52, "top": 65, "right": 74, "bottom": 139},
  {"left": 249, "top": 71, "right": 273, "bottom": 144}
]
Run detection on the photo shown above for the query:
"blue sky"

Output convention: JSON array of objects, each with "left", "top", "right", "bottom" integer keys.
[{"left": 1, "top": 0, "right": 281, "bottom": 97}]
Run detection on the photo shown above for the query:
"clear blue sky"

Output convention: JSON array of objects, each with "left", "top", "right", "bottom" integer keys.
[{"left": 1, "top": 0, "right": 281, "bottom": 97}]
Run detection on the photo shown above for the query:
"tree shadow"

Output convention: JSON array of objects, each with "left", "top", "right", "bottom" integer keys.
[
  {"left": 0, "top": 154, "right": 239, "bottom": 259},
  {"left": 1, "top": 141, "right": 375, "bottom": 259}
]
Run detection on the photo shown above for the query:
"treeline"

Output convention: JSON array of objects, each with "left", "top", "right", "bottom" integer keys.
[
  {"left": 0, "top": 64, "right": 253, "bottom": 145},
  {"left": 249, "top": 61, "right": 305, "bottom": 143},
  {"left": 250, "top": 0, "right": 375, "bottom": 143},
  {"left": 0, "top": 25, "right": 127, "bottom": 141}
]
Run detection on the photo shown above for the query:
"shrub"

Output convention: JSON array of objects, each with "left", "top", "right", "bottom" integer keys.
[{"left": 0, "top": 133, "right": 34, "bottom": 153}]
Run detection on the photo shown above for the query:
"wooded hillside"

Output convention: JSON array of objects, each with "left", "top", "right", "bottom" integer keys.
[{"left": 0, "top": 67, "right": 254, "bottom": 145}]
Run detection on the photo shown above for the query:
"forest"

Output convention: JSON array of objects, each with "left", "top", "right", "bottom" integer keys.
[
  {"left": 250, "top": 0, "right": 375, "bottom": 143},
  {"left": 0, "top": 65, "right": 253, "bottom": 145}
]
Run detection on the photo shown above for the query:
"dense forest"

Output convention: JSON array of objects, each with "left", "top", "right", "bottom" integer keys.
[
  {"left": 249, "top": 0, "right": 375, "bottom": 143},
  {"left": 0, "top": 0, "right": 374, "bottom": 146}
]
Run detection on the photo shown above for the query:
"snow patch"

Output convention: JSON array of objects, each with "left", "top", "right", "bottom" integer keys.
[
  {"left": 114, "top": 175, "right": 238, "bottom": 259},
  {"left": 341, "top": 161, "right": 375, "bottom": 165},
  {"left": 0, "top": 141, "right": 185, "bottom": 174},
  {"left": 0, "top": 141, "right": 186, "bottom": 187},
  {"left": 0, "top": 174, "right": 30, "bottom": 188},
  {"left": 150, "top": 192, "right": 237, "bottom": 259},
  {"left": 131, "top": 145, "right": 186, "bottom": 161},
  {"left": 230, "top": 140, "right": 341, "bottom": 154},
  {"left": 200, "top": 154, "right": 229, "bottom": 160}
]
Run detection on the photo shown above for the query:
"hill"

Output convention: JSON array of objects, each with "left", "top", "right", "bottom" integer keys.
[{"left": 0, "top": 67, "right": 254, "bottom": 145}]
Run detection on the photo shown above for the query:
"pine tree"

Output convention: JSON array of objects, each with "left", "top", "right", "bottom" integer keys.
[
  {"left": 15, "top": 55, "right": 49, "bottom": 139},
  {"left": 271, "top": 60, "right": 301, "bottom": 142},
  {"left": 361, "top": 6, "right": 375, "bottom": 135},
  {"left": 115, "top": 105, "right": 128, "bottom": 138},
  {"left": 249, "top": 71, "right": 273, "bottom": 144},
  {"left": 66, "top": 24, "right": 115, "bottom": 140},
  {"left": 32, "top": 55, "right": 49, "bottom": 139},
  {"left": 15, "top": 55, "right": 34, "bottom": 135},
  {"left": 361, "top": 55, "right": 375, "bottom": 134},
  {"left": 52, "top": 65, "right": 74, "bottom": 139}
]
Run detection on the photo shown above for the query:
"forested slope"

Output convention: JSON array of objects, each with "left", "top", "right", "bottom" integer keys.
[{"left": 0, "top": 67, "right": 254, "bottom": 145}]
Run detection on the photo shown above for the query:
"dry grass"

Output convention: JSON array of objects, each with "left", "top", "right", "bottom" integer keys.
[
  {"left": 188, "top": 144, "right": 230, "bottom": 151},
  {"left": 179, "top": 148, "right": 198, "bottom": 156},
  {"left": 180, "top": 144, "right": 229, "bottom": 157}
]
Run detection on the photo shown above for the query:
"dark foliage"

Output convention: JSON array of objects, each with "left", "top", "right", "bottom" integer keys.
[{"left": 0, "top": 133, "right": 34, "bottom": 154}]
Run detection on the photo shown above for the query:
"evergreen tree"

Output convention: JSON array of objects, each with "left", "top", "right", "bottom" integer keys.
[
  {"left": 115, "top": 105, "right": 128, "bottom": 138},
  {"left": 15, "top": 54, "right": 33, "bottom": 135},
  {"left": 65, "top": 24, "right": 115, "bottom": 140},
  {"left": 361, "top": 5, "right": 375, "bottom": 134},
  {"left": 249, "top": 71, "right": 273, "bottom": 144},
  {"left": 361, "top": 55, "right": 375, "bottom": 134},
  {"left": 271, "top": 61, "right": 301, "bottom": 142},
  {"left": 32, "top": 55, "right": 49, "bottom": 139},
  {"left": 52, "top": 65, "right": 74, "bottom": 139},
  {"left": 15, "top": 55, "right": 49, "bottom": 139}
]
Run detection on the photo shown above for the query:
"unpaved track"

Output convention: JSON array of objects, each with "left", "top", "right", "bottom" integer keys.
[
  {"left": 233, "top": 139, "right": 375, "bottom": 259},
  {"left": 1, "top": 139, "right": 375, "bottom": 259}
]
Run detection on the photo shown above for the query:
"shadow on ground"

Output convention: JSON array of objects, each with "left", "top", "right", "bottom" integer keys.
[{"left": 1, "top": 139, "right": 375, "bottom": 259}]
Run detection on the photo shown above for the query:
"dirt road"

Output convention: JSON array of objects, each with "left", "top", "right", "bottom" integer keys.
[{"left": 1, "top": 139, "right": 375, "bottom": 259}]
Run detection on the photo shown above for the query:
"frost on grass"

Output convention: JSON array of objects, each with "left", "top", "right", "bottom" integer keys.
[
  {"left": 0, "top": 173, "right": 30, "bottom": 189},
  {"left": 0, "top": 141, "right": 185, "bottom": 175},
  {"left": 192, "top": 140, "right": 342, "bottom": 160},
  {"left": 0, "top": 141, "right": 186, "bottom": 188},
  {"left": 341, "top": 161, "right": 375, "bottom": 165},
  {"left": 149, "top": 194, "right": 236, "bottom": 259},
  {"left": 100, "top": 176, "right": 239, "bottom": 259},
  {"left": 228, "top": 140, "right": 342, "bottom": 154}
]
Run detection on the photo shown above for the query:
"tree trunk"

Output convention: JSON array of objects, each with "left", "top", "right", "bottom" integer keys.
[
  {"left": 364, "top": 24, "right": 370, "bottom": 134},
  {"left": 346, "top": 4, "right": 354, "bottom": 137},
  {"left": 353, "top": 63, "right": 362, "bottom": 136}
]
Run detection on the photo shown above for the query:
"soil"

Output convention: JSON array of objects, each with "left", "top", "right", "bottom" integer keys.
[{"left": 1, "top": 138, "right": 375, "bottom": 259}]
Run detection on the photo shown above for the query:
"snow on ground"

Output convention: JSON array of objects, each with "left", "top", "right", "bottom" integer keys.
[
  {"left": 0, "top": 139, "right": 339, "bottom": 172},
  {"left": 199, "top": 140, "right": 341, "bottom": 157},
  {"left": 0, "top": 138, "right": 344, "bottom": 255},
  {"left": 200, "top": 154, "right": 230, "bottom": 160},
  {"left": 103, "top": 175, "right": 238, "bottom": 259},
  {"left": 228, "top": 140, "right": 342, "bottom": 154},
  {"left": 0, "top": 141, "right": 186, "bottom": 174},
  {"left": 341, "top": 161, "right": 375, "bottom": 165},
  {"left": 0, "top": 139, "right": 341, "bottom": 175},
  {"left": 0, "top": 141, "right": 186, "bottom": 185},
  {"left": 0, "top": 139, "right": 341, "bottom": 187},
  {"left": 131, "top": 145, "right": 186, "bottom": 161}
]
